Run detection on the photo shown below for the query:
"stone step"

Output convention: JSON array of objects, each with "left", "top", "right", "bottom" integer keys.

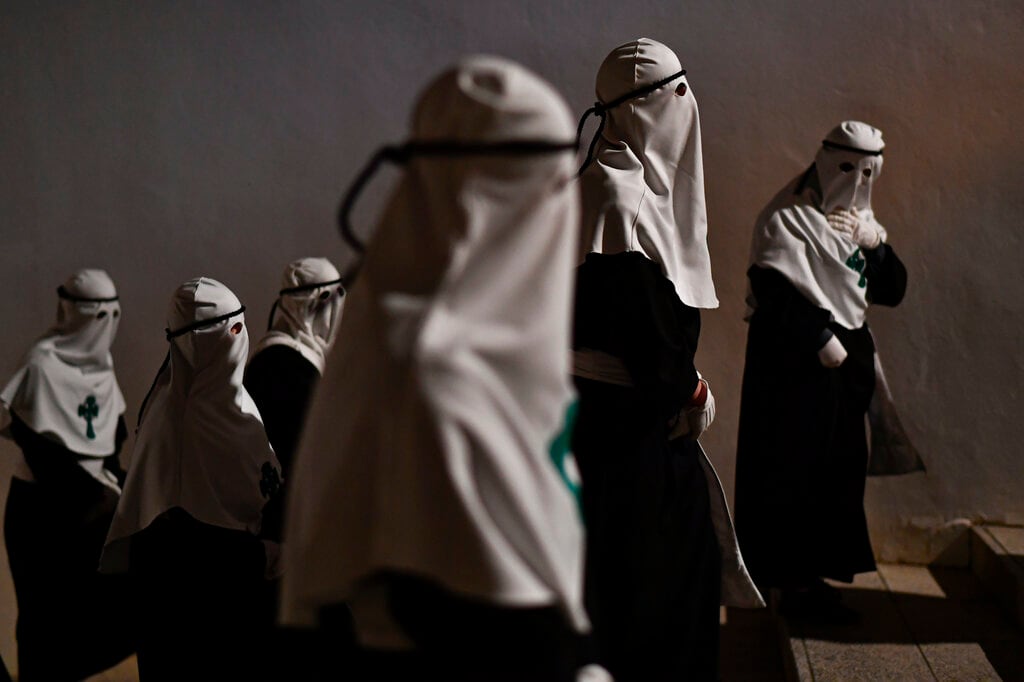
[
  {"left": 971, "top": 525, "right": 1024, "bottom": 629},
  {"left": 776, "top": 564, "right": 1024, "bottom": 681}
]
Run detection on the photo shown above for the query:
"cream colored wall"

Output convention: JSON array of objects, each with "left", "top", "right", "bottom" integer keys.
[{"left": 1, "top": 0, "right": 1022, "bottom": 671}]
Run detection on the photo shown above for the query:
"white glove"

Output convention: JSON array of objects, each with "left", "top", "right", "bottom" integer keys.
[
  {"left": 818, "top": 335, "right": 848, "bottom": 368},
  {"left": 577, "top": 664, "right": 615, "bottom": 682},
  {"left": 669, "top": 379, "right": 715, "bottom": 440},
  {"left": 827, "top": 208, "right": 882, "bottom": 249}
]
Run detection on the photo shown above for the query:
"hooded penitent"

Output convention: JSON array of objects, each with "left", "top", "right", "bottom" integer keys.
[
  {"left": 748, "top": 121, "right": 886, "bottom": 330},
  {"left": 0, "top": 269, "right": 125, "bottom": 487},
  {"left": 101, "top": 277, "right": 279, "bottom": 571},
  {"left": 579, "top": 37, "right": 718, "bottom": 309},
  {"left": 252, "top": 257, "right": 345, "bottom": 374},
  {"left": 281, "top": 56, "right": 587, "bottom": 635}
]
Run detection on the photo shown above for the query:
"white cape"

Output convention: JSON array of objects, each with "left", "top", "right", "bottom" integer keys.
[
  {"left": 580, "top": 37, "right": 718, "bottom": 309},
  {"left": 281, "top": 56, "right": 587, "bottom": 635},
  {"left": 102, "top": 278, "right": 279, "bottom": 572},
  {"left": 0, "top": 269, "right": 125, "bottom": 489}
]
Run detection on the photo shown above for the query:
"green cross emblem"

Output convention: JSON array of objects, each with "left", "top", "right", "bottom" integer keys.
[
  {"left": 845, "top": 249, "right": 868, "bottom": 289},
  {"left": 78, "top": 395, "right": 99, "bottom": 440},
  {"left": 549, "top": 400, "right": 582, "bottom": 514}
]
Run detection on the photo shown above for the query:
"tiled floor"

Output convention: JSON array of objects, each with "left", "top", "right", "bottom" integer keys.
[{"left": 784, "top": 564, "right": 1024, "bottom": 681}]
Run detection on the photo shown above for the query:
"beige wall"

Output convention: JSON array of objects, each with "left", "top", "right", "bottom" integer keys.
[{"left": 1, "top": 0, "right": 1022, "bottom": 671}]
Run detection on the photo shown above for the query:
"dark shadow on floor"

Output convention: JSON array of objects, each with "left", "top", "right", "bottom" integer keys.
[{"left": 786, "top": 567, "right": 1024, "bottom": 680}]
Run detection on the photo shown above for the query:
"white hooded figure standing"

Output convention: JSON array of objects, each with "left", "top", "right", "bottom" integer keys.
[
  {"left": 245, "top": 257, "right": 344, "bottom": 542},
  {"left": 0, "top": 268, "right": 135, "bottom": 680},
  {"left": 280, "top": 57, "right": 592, "bottom": 681},
  {"left": 572, "top": 37, "right": 763, "bottom": 682},
  {"left": 734, "top": 122, "right": 913, "bottom": 622},
  {"left": 101, "top": 277, "right": 282, "bottom": 682}
]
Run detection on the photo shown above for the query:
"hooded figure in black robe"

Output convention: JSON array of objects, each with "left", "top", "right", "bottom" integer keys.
[
  {"left": 244, "top": 256, "right": 344, "bottom": 542},
  {"left": 734, "top": 122, "right": 908, "bottom": 612},
  {"left": 101, "top": 277, "right": 282, "bottom": 682},
  {"left": 572, "top": 38, "right": 762, "bottom": 681},
  {"left": 0, "top": 269, "right": 134, "bottom": 681}
]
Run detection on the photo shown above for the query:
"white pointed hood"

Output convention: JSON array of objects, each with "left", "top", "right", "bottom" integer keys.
[
  {"left": 281, "top": 56, "right": 587, "bottom": 632},
  {"left": 0, "top": 269, "right": 126, "bottom": 464},
  {"left": 252, "top": 257, "right": 345, "bottom": 374},
  {"left": 580, "top": 37, "right": 718, "bottom": 309},
  {"left": 102, "top": 277, "right": 279, "bottom": 572},
  {"left": 748, "top": 121, "right": 886, "bottom": 330}
]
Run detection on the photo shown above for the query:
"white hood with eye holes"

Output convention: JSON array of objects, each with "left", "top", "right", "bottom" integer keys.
[
  {"left": 747, "top": 121, "right": 887, "bottom": 330},
  {"left": 816, "top": 120, "right": 885, "bottom": 216},
  {"left": 101, "top": 277, "right": 280, "bottom": 573},
  {"left": 252, "top": 257, "right": 344, "bottom": 374},
  {"left": 0, "top": 269, "right": 126, "bottom": 472},
  {"left": 580, "top": 37, "right": 719, "bottom": 309}
]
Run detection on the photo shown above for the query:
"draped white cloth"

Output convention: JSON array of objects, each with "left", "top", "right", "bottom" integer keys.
[
  {"left": 0, "top": 269, "right": 125, "bottom": 488},
  {"left": 748, "top": 121, "right": 886, "bottom": 330},
  {"left": 102, "top": 277, "right": 279, "bottom": 572},
  {"left": 281, "top": 56, "right": 587, "bottom": 637},
  {"left": 580, "top": 37, "right": 718, "bottom": 309}
]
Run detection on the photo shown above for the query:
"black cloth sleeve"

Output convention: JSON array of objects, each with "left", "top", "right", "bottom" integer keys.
[
  {"left": 102, "top": 416, "right": 129, "bottom": 487},
  {"left": 747, "top": 265, "right": 836, "bottom": 352},
  {"left": 244, "top": 345, "right": 319, "bottom": 543},
  {"left": 574, "top": 252, "right": 700, "bottom": 413},
  {"left": 244, "top": 346, "right": 319, "bottom": 473},
  {"left": 864, "top": 243, "right": 908, "bottom": 307},
  {"left": 9, "top": 412, "right": 118, "bottom": 522}
]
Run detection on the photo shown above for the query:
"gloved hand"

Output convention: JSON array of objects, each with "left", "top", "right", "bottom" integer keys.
[
  {"left": 818, "top": 335, "right": 848, "bottom": 368},
  {"left": 668, "top": 379, "right": 715, "bottom": 440},
  {"left": 827, "top": 208, "right": 882, "bottom": 249},
  {"left": 577, "top": 664, "right": 614, "bottom": 682}
]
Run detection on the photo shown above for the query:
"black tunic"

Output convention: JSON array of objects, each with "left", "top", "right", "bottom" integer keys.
[
  {"left": 571, "top": 252, "right": 721, "bottom": 682},
  {"left": 128, "top": 508, "right": 273, "bottom": 682},
  {"left": 243, "top": 344, "right": 321, "bottom": 676},
  {"left": 4, "top": 412, "right": 135, "bottom": 681},
  {"left": 244, "top": 344, "right": 319, "bottom": 543},
  {"left": 734, "top": 244, "right": 907, "bottom": 589}
]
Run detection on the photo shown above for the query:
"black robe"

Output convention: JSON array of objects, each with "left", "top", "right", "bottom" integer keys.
[
  {"left": 4, "top": 412, "right": 135, "bottom": 681},
  {"left": 128, "top": 508, "right": 274, "bottom": 682},
  {"left": 244, "top": 344, "right": 319, "bottom": 542},
  {"left": 734, "top": 244, "right": 907, "bottom": 589},
  {"left": 571, "top": 252, "right": 721, "bottom": 682}
]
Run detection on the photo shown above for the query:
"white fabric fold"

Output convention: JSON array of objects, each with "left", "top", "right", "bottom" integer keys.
[{"left": 697, "top": 445, "right": 765, "bottom": 608}]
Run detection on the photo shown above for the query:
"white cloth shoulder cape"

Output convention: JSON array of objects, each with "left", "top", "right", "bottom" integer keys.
[
  {"left": 102, "top": 277, "right": 279, "bottom": 572},
  {"left": 1, "top": 269, "right": 125, "bottom": 489},
  {"left": 281, "top": 56, "right": 587, "bottom": 636}
]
